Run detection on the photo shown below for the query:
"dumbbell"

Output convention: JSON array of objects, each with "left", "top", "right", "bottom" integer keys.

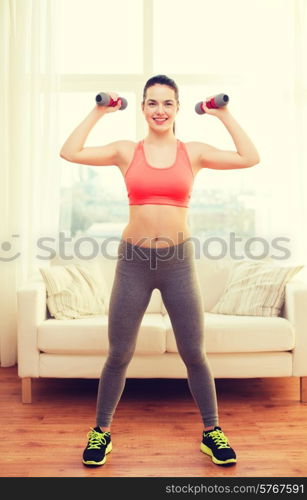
[
  {"left": 195, "top": 94, "right": 229, "bottom": 114},
  {"left": 95, "top": 92, "right": 128, "bottom": 110}
]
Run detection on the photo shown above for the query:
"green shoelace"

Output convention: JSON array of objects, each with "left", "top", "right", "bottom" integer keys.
[
  {"left": 206, "top": 429, "right": 230, "bottom": 449},
  {"left": 87, "top": 429, "right": 109, "bottom": 450}
]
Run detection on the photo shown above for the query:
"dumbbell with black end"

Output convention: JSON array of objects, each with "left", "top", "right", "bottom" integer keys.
[
  {"left": 95, "top": 92, "right": 128, "bottom": 110},
  {"left": 195, "top": 94, "right": 229, "bottom": 114}
]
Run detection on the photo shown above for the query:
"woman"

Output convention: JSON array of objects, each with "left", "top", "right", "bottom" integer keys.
[{"left": 60, "top": 75, "right": 260, "bottom": 467}]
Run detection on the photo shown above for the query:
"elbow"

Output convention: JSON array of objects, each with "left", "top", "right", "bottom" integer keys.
[
  {"left": 246, "top": 155, "right": 261, "bottom": 168},
  {"left": 60, "top": 150, "right": 74, "bottom": 162},
  {"left": 253, "top": 155, "right": 261, "bottom": 166},
  {"left": 252, "top": 150, "right": 261, "bottom": 166},
  {"left": 60, "top": 147, "right": 83, "bottom": 163},
  {"left": 60, "top": 149, "right": 68, "bottom": 160}
]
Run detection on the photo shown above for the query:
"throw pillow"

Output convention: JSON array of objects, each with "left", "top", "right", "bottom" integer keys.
[
  {"left": 210, "top": 260, "right": 303, "bottom": 317},
  {"left": 39, "top": 264, "right": 107, "bottom": 319}
]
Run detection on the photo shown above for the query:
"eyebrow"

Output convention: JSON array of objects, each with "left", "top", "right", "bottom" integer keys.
[{"left": 147, "top": 99, "right": 174, "bottom": 103}]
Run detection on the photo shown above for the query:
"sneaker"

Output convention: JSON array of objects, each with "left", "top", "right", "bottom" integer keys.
[
  {"left": 82, "top": 426, "right": 112, "bottom": 467},
  {"left": 200, "top": 426, "right": 236, "bottom": 465}
]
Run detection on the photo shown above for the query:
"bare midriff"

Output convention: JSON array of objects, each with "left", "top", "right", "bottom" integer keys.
[
  {"left": 121, "top": 204, "right": 191, "bottom": 248},
  {"left": 117, "top": 140, "right": 201, "bottom": 248}
]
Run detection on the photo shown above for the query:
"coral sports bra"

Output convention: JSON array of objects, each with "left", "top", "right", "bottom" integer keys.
[{"left": 124, "top": 140, "right": 194, "bottom": 208}]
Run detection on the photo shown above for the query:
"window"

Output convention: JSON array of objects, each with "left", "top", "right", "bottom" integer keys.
[{"left": 58, "top": 0, "right": 300, "bottom": 261}]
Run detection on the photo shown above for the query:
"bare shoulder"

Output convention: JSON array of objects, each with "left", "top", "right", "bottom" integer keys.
[
  {"left": 116, "top": 139, "right": 138, "bottom": 153},
  {"left": 116, "top": 140, "right": 138, "bottom": 171},
  {"left": 183, "top": 141, "right": 214, "bottom": 174},
  {"left": 184, "top": 141, "right": 214, "bottom": 155}
]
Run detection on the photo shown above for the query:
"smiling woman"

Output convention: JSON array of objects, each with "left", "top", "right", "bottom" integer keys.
[
  {"left": 58, "top": 70, "right": 263, "bottom": 467},
  {"left": 142, "top": 74, "right": 180, "bottom": 135}
]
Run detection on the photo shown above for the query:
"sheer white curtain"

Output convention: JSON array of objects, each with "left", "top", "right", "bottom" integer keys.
[
  {"left": 295, "top": 0, "right": 307, "bottom": 259},
  {"left": 0, "top": 0, "right": 61, "bottom": 366}
]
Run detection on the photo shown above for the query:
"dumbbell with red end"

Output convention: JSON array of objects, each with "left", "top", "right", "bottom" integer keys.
[
  {"left": 95, "top": 92, "right": 128, "bottom": 110},
  {"left": 195, "top": 94, "right": 229, "bottom": 114}
]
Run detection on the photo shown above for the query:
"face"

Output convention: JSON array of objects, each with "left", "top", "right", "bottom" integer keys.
[{"left": 142, "top": 84, "right": 179, "bottom": 131}]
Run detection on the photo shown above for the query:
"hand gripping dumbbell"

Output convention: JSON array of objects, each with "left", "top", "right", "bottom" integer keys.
[
  {"left": 195, "top": 93, "right": 229, "bottom": 114},
  {"left": 95, "top": 92, "right": 128, "bottom": 110}
]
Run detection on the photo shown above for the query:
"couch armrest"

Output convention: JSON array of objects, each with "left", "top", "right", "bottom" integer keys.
[
  {"left": 17, "top": 279, "right": 47, "bottom": 378},
  {"left": 283, "top": 279, "right": 307, "bottom": 376}
]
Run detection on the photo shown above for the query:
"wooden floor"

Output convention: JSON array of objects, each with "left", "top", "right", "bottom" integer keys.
[{"left": 1, "top": 366, "right": 307, "bottom": 478}]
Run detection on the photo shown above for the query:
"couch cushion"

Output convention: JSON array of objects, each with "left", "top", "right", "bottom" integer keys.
[
  {"left": 38, "top": 313, "right": 166, "bottom": 355},
  {"left": 39, "top": 263, "right": 108, "bottom": 319},
  {"left": 210, "top": 260, "right": 304, "bottom": 317},
  {"left": 164, "top": 312, "right": 295, "bottom": 353}
]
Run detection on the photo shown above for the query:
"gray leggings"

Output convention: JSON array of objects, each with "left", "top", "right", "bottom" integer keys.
[{"left": 96, "top": 238, "right": 218, "bottom": 428}]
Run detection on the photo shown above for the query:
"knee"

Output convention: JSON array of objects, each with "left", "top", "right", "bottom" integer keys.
[
  {"left": 179, "top": 348, "right": 207, "bottom": 368},
  {"left": 106, "top": 348, "right": 135, "bottom": 370}
]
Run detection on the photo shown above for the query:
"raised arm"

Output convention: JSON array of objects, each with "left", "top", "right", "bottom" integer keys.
[
  {"left": 60, "top": 92, "right": 123, "bottom": 166},
  {"left": 197, "top": 104, "right": 260, "bottom": 170}
]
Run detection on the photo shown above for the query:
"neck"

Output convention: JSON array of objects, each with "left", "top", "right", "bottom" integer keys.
[{"left": 144, "top": 129, "right": 177, "bottom": 145}]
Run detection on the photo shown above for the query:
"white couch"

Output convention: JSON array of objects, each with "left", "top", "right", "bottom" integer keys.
[{"left": 17, "top": 251, "right": 307, "bottom": 404}]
